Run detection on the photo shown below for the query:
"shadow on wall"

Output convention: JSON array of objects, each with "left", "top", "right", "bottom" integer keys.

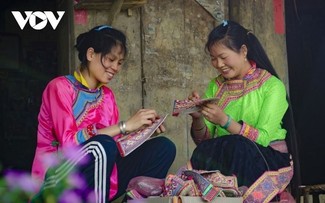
[
  {"left": 285, "top": 0, "right": 325, "bottom": 185},
  {"left": 0, "top": 0, "right": 60, "bottom": 175}
]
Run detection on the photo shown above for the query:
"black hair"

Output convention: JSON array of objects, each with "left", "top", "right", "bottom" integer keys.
[
  {"left": 75, "top": 25, "right": 128, "bottom": 70},
  {"left": 205, "top": 20, "right": 279, "bottom": 77}
]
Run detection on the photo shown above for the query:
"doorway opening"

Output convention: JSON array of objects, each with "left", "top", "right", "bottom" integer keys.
[
  {"left": 0, "top": 0, "right": 68, "bottom": 175},
  {"left": 285, "top": 0, "right": 325, "bottom": 185}
]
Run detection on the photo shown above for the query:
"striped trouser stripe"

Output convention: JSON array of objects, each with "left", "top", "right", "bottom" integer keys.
[{"left": 42, "top": 141, "right": 108, "bottom": 203}]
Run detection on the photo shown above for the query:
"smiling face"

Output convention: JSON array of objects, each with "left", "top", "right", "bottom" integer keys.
[
  {"left": 83, "top": 44, "right": 125, "bottom": 89},
  {"left": 209, "top": 42, "right": 251, "bottom": 80}
]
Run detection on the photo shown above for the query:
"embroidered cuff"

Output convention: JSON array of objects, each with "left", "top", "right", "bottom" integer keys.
[
  {"left": 239, "top": 121, "right": 258, "bottom": 142},
  {"left": 86, "top": 124, "right": 97, "bottom": 137}
]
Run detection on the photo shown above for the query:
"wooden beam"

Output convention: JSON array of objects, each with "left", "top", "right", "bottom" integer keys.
[
  {"left": 194, "top": 0, "right": 225, "bottom": 22},
  {"left": 74, "top": 0, "right": 147, "bottom": 10},
  {"left": 107, "top": 0, "right": 124, "bottom": 25}
]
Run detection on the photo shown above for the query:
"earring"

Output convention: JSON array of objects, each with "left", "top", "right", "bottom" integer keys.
[{"left": 244, "top": 52, "right": 247, "bottom": 61}]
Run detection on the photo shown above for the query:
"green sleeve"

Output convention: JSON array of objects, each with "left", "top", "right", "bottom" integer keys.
[{"left": 254, "top": 78, "right": 288, "bottom": 146}]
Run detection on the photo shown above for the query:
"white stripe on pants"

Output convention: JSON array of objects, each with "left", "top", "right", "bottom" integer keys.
[{"left": 43, "top": 141, "right": 108, "bottom": 203}]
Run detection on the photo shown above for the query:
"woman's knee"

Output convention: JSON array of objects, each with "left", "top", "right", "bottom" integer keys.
[
  {"left": 155, "top": 136, "right": 176, "bottom": 158},
  {"left": 87, "top": 134, "right": 118, "bottom": 156}
]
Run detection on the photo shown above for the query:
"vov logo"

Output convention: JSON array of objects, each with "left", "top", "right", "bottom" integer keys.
[{"left": 11, "top": 11, "right": 65, "bottom": 30}]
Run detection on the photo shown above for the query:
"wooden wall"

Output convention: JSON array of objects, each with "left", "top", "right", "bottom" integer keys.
[
  {"left": 72, "top": 0, "right": 226, "bottom": 174},
  {"left": 229, "top": 0, "right": 288, "bottom": 86},
  {"left": 71, "top": 0, "right": 288, "bottom": 179}
]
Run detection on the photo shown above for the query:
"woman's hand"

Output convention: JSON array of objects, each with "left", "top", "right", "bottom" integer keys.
[
  {"left": 125, "top": 109, "right": 159, "bottom": 133},
  {"left": 155, "top": 123, "right": 166, "bottom": 134},
  {"left": 188, "top": 91, "right": 202, "bottom": 119},
  {"left": 201, "top": 103, "right": 228, "bottom": 126},
  {"left": 152, "top": 123, "right": 166, "bottom": 137}
]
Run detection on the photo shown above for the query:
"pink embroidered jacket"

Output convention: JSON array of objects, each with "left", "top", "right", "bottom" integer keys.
[{"left": 31, "top": 74, "right": 120, "bottom": 199}]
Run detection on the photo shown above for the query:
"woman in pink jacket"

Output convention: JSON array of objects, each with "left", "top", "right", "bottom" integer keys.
[{"left": 31, "top": 25, "right": 176, "bottom": 203}]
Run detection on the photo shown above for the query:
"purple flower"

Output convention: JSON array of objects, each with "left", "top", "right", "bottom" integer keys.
[
  {"left": 67, "top": 172, "right": 86, "bottom": 190},
  {"left": 41, "top": 153, "right": 61, "bottom": 168},
  {"left": 87, "top": 190, "right": 97, "bottom": 203},
  {"left": 59, "top": 189, "right": 83, "bottom": 203},
  {"left": 17, "top": 173, "right": 40, "bottom": 193},
  {"left": 4, "top": 170, "right": 40, "bottom": 193},
  {"left": 61, "top": 145, "right": 89, "bottom": 166}
]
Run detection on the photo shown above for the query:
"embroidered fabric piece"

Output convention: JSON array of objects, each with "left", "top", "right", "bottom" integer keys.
[
  {"left": 214, "top": 65, "right": 271, "bottom": 110},
  {"left": 183, "top": 170, "right": 226, "bottom": 201},
  {"left": 243, "top": 161, "right": 293, "bottom": 203},
  {"left": 199, "top": 170, "right": 240, "bottom": 197},
  {"left": 116, "top": 115, "right": 168, "bottom": 157}
]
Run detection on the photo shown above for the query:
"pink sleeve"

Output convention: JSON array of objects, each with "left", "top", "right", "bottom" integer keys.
[
  {"left": 98, "top": 87, "right": 121, "bottom": 140},
  {"left": 42, "top": 78, "right": 80, "bottom": 147}
]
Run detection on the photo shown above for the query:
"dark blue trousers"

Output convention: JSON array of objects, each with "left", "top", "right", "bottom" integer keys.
[{"left": 31, "top": 134, "right": 176, "bottom": 203}]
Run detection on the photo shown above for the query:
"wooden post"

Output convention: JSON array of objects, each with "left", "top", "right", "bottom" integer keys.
[{"left": 107, "top": 0, "right": 124, "bottom": 25}]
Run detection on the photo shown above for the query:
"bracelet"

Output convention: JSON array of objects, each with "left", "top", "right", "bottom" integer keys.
[
  {"left": 191, "top": 125, "right": 206, "bottom": 131},
  {"left": 118, "top": 121, "right": 127, "bottom": 135},
  {"left": 221, "top": 114, "right": 232, "bottom": 129},
  {"left": 191, "top": 125, "right": 208, "bottom": 145}
]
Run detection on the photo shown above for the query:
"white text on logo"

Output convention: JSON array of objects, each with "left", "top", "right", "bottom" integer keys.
[{"left": 11, "top": 11, "right": 65, "bottom": 30}]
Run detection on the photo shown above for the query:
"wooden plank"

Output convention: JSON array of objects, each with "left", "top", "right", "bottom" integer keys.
[
  {"left": 107, "top": 0, "right": 124, "bottom": 25},
  {"left": 74, "top": 0, "right": 147, "bottom": 10},
  {"left": 194, "top": 0, "right": 225, "bottom": 21}
]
